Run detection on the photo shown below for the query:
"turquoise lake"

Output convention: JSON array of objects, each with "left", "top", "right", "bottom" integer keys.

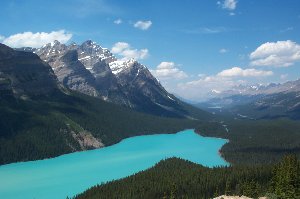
[{"left": 0, "top": 129, "right": 228, "bottom": 199}]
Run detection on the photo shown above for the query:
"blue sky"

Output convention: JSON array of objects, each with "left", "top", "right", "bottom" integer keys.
[{"left": 1, "top": 0, "right": 300, "bottom": 100}]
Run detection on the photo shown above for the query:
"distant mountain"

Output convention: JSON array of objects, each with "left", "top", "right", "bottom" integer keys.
[
  {"left": 219, "top": 81, "right": 300, "bottom": 97},
  {"left": 0, "top": 44, "right": 201, "bottom": 165},
  {"left": 16, "top": 40, "right": 207, "bottom": 118},
  {"left": 231, "top": 91, "right": 300, "bottom": 119},
  {"left": 197, "top": 80, "right": 300, "bottom": 119}
]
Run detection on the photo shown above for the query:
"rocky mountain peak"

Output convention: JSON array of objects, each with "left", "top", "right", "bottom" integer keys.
[
  {"left": 109, "top": 58, "right": 144, "bottom": 75},
  {"left": 14, "top": 40, "right": 202, "bottom": 118},
  {"left": 50, "top": 40, "right": 61, "bottom": 47},
  {"left": 82, "top": 40, "right": 94, "bottom": 46}
]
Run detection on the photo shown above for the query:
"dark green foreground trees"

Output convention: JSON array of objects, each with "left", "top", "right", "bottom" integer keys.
[
  {"left": 75, "top": 155, "right": 300, "bottom": 199},
  {"left": 270, "top": 155, "right": 300, "bottom": 199}
]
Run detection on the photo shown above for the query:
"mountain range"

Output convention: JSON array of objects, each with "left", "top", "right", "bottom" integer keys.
[
  {"left": 15, "top": 40, "right": 203, "bottom": 118},
  {"left": 0, "top": 43, "right": 209, "bottom": 165},
  {"left": 197, "top": 80, "right": 300, "bottom": 119}
]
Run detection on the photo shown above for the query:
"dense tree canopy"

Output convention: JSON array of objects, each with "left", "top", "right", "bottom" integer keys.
[{"left": 75, "top": 156, "right": 300, "bottom": 199}]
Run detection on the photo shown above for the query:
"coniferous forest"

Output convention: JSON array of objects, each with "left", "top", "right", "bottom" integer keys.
[
  {"left": 75, "top": 155, "right": 300, "bottom": 199},
  {"left": 0, "top": 91, "right": 199, "bottom": 165},
  {"left": 74, "top": 115, "right": 300, "bottom": 199},
  {"left": 1, "top": 1, "right": 300, "bottom": 199},
  {"left": 196, "top": 119, "right": 300, "bottom": 165}
]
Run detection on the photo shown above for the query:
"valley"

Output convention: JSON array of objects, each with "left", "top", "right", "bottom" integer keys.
[
  {"left": 1, "top": 1, "right": 300, "bottom": 198},
  {"left": 1, "top": 41, "right": 300, "bottom": 199}
]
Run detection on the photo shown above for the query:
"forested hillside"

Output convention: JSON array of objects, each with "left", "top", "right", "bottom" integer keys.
[
  {"left": 0, "top": 44, "right": 205, "bottom": 165},
  {"left": 75, "top": 155, "right": 300, "bottom": 199},
  {"left": 0, "top": 91, "right": 200, "bottom": 165},
  {"left": 196, "top": 119, "right": 300, "bottom": 165}
]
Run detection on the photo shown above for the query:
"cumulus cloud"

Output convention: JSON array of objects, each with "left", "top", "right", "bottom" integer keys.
[
  {"left": 177, "top": 75, "right": 237, "bottom": 100},
  {"left": 1, "top": 30, "right": 72, "bottom": 48},
  {"left": 217, "top": 67, "right": 273, "bottom": 77},
  {"left": 0, "top": 35, "right": 4, "bottom": 41},
  {"left": 174, "top": 66, "right": 273, "bottom": 101},
  {"left": 134, "top": 20, "right": 152, "bottom": 30},
  {"left": 114, "top": 18, "right": 122, "bottom": 24},
  {"left": 250, "top": 40, "right": 300, "bottom": 67},
  {"left": 150, "top": 62, "right": 188, "bottom": 80},
  {"left": 111, "top": 42, "right": 130, "bottom": 54},
  {"left": 111, "top": 42, "right": 149, "bottom": 60},
  {"left": 217, "top": 0, "right": 237, "bottom": 10}
]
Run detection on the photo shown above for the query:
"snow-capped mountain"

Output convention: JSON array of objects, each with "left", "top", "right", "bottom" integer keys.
[
  {"left": 214, "top": 80, "right": 300, "bottom": 98},
  {"left": 16, "top": 40, "right": 206, "bottom": 118},
  {"left": 197, "top": 79, "right": 300, "bottom": 119}
]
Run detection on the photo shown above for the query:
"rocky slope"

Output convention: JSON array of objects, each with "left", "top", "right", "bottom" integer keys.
[
  {"left": 0, "top": 43, "right": 59, "bottom": 99},
  {"left": 0, "top": 44, "right": 199, "bottom": 164},
  {"left": 17, "top": 40, "right": 206, "bottom": 118}
]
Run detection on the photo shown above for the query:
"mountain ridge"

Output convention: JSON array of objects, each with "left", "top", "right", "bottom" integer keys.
[
  {"left": 0, "top": 43, "right": 204, "bottom": 165},
  {"left": 197, "top": 79, "right": 300, "bottom": 119},
  {"left": 15, "top": 40, "right": 208, "bottom": 119}
]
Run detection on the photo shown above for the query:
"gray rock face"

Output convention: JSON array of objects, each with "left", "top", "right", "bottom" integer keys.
[
  {"left": 77, "top": 40, "right": 116, "bottom": 69},
  {"left": 54, "top": 50, "right": 99, "bottom": 97},
  {"left": 34, "top": 40, "right": 126, "bottom": 103},
  {"left": 0, "top": 44, "right": 59, "bottom": 99},
  {"left": 110, "top": 59, "right": 181, "bottom": 112},
  {"left": 21, "top": 40, "right": 199, "bottom": 117}
]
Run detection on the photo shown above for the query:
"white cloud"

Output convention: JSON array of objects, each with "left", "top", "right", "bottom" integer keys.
[
  {"left": 111, "top": 42, "right": 130, "bottom": 54},
  {"left": 174, "top": 66, "right": 273, "bottom": 101},
  {"left": 150, "top": 62, "right": 188, "bottom": 80},
  {"left": 114, "top": 18, "right": 122, "bottom": 24},
  {"left": 1, "top": 30, "right": 72, "bottom": 48},
  {"left": 0, "top": 35, "right": 4, "bottom": 41},
  {"left": 217, "top": 67, "right": 273, "bottom": 77},
  {"left": 177, "top": 75, "right": 237, "bottom": 100},
  {"left": 250, "top": 40, "right": 300, "bottom": 67},
  {"left": 133, "top": 20, "right": 152, "bottom": 30},
  {"left": 219, "top": 0, "right": 237, "bottom": 10},
  {"left": 111, "top": 42, "right": 149, "bottom": 60},
  {"left": 219, "top": 48, "right": 228, "bottom": 53}
]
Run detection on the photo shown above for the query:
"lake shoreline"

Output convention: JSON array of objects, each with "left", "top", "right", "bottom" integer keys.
[{"left": 0, "top": 129, "right": 228, "bottom": 199}]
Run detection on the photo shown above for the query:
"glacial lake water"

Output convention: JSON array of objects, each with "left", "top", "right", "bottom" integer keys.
[{"left": 0, "top": 129, "right": 228, "bottom": 199}]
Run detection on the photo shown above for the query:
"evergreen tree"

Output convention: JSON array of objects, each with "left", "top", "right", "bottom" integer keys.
[{"left": 225, "top": 179, "right": 231, "bottom": 196}]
